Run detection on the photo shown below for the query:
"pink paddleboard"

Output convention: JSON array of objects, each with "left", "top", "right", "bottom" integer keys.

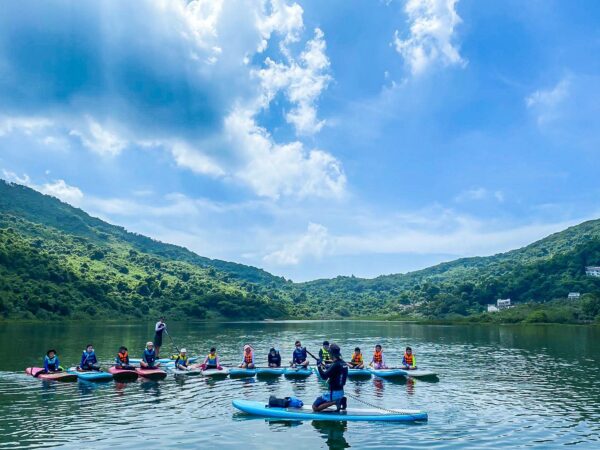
[
  {"left": 135, "top": 367, "right": 167, "bottom": 380},
  {"left": 26, "top": 367, "right": 77, "bottom": 382},
  {"left": 108, "top": 366, "right": 139, "bottom": 381}
]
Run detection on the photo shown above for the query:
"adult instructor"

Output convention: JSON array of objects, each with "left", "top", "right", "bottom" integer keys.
[
  {"left": 153, "top": 317, "right": 167, "bottom": 359},
  {"left": 313, "top": 343, "right": 348, "bottom": 412}
]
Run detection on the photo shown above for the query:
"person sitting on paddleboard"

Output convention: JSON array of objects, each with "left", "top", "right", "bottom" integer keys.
[
  {"left": 141, "top": 342, "right": 161, "bottom": 369},
  {"left": 370, "top": 344, "right": 387, "bottom": 369},
  {"left": 348, "top": 347, "right": 365, "bottom": 369},
  {"left": 291, "top": 340, "right": 309, "bottom": 368},
  {"left": 239, "top": 344, "right": 255, "bottom": 369},
  {"left": 319, "top": 341, "right": 333, "bottom": 366},
  {"left": 79, "top": 344, "right": 100, "bottom": 371},
  {"left": 39, "top": 349, "right": 62, "bottom": 376},
  {"left": 401, "top": 347, "right": 417, "bottom": 370},
  {"left": 153, "top": 317, "right": 166, "bottom": 359},
  {"left": 201, "top": 347, "right": 223, "bottom": 370},
  {"left": 313, "top": 343, "right": 348, "bottom": 412},
  {"left": 175, "top": 349, "right": 190, "bottom": 370},
  {"left": 268, "top": 347, "right": 281, "bottom": 368},
  {"left": 115, "top": 346, "right": 135, "bottom": 371}
]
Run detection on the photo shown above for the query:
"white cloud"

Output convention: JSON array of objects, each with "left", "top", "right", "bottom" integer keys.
[
  {"left": 69, "top": 116, "right": 127, "bottom": 156},
  {"left": 225, "top": 108, "right": 345, "bottom": 199},
  {"left": 257, "top": 27, "right": 331, "bottom": 135},
  {"left": 170, "top": 141, "right": 225, "bottom": 177},
  {"left": 455, "top": 187, "right": 505, "bottom": 203},
  {"left": 263, "top": 222, "right": 331, "bottom": 265},
  {"left": 0, "top": 116, "right": 52, "bottom": 137},
  {"left": 525, "top": 78, "right": 570, "bottom": 125},
  {"left": 393, "top": 0, "right": 466, "bottom": 76},
  {"left": 2, "top": 170, "right": 83, "bottom": 206},
  {"left": 256, "top": 0, "right": 304, "bottom": 53}
]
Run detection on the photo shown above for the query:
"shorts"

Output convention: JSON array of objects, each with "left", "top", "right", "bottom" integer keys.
[
  {"left": 153, "top": 333, "right": 163, "bottom": 347},
  {"left": 313, "top": 390, "right": 344, "bottom": 408}
]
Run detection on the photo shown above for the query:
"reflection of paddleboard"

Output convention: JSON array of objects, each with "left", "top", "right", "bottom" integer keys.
[{"left": 232, "top": 399, "right": 427, "bottom": 422}]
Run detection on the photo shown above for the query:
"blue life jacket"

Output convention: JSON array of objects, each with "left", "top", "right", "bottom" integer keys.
[
  {"left": 143, "top": 349, "right": 156, "bottom": 365},
  {"left": 293, "top": 347, "right": 307, "bottom": 364},
  {"left": 44, "top": 355, "right": 59, "bottom": 371},
  {"left": 81, "top": 351, "right": 97, "bottom": 368}
]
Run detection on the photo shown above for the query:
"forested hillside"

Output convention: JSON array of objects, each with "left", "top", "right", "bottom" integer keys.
[{"left": 1, "top": 179, "right": 600, "bottom": 322}]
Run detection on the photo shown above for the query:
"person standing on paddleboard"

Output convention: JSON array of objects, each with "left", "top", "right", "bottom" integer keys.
[
  {"left": 153, "top": 317, "right": 166, "bottom": 358},
  {"left": 313, "top": 343, "right": 348, "bottom": 412}
]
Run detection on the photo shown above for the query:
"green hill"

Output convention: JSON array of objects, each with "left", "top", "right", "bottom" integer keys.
[{"left": 1, "top": 179, "right": 600, "bottom": 322}]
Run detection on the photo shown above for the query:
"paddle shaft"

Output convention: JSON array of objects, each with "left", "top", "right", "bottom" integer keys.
[{"left": 165, "top": 330, "right": 180, "bottom": 353}]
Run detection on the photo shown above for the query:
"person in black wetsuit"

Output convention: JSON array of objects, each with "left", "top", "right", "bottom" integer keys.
[
  {"left": 313, "top": 343, "right": 348, "bottom": 412},
  {"left": 268, "top": 348, "right": 281, "bottom": 367}
]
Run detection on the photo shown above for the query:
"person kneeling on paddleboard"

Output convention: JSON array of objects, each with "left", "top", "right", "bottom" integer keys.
[
  {"left": 239, "top": 344, "right": 255, "bottom": 369},
  {"left": 291, "top": 341, "right": 309, "bottom": 368},
  {"left": 201, "top": 347, "right": 223, "bottom": 370},
  {"left": 38, "top": 349, "right": 63, "bottom": 376},
  {"left": 313, "top": 343, "right": 348, "bottom": 412},
  {"left": 175, "top": 349, "right": 190, "bottom": 370},
  {"left": 401, "top": 347, "right": 417, "bottom": 370},
  {"left": 370, "top": 344, "right": 387, "bottom": 369},
  {"left": 79, "top": 344, "right": 100, "bottom": 371},
  {"left": 348, "top": 347, "right": 365, "bottom": 369},
  {"left": 268, "top": 348, "right": 281, "bottom": 368},
  {"left": 141, "top": 342, "right": 161, "bottom": 369},
  {"left": 115, "top": 346, "right": 135, "bottom": 370}
]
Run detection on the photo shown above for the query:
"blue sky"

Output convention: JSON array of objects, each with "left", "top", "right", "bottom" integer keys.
[{"left": 1, "top": 0, "right": 600, "bottom": 281}]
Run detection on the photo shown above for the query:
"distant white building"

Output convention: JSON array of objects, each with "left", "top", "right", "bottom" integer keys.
[
  {"left": 585, "top": 266, "right": 600, "bottom": 277},
  {"left": 497, "top": 298, "right": 511, "bottom": 310},
  {"left": 568, "top": 292, "right": 581, "bottom": 300},
  {"left": 487, "top": 304, "right": 499, "bottom": 313}
]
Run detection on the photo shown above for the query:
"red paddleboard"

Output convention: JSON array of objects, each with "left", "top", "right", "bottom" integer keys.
[
  {"left": 26, "top": 367, "right": 77, "bottom": 382},
  {"left": 108, "top": 366, "right": 139, "bottom": 381},
  {"left": 135, "top": 367, "right": 167, "bottom": 380}
]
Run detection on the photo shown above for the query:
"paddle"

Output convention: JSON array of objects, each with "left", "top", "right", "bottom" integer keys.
[{"left": 165, "top": 330, "right": 180, "bottom": 354}]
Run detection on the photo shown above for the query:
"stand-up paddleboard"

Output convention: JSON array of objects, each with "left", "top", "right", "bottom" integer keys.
[
  {"left": 401, "top": 369, "right": 438, "bottom": 378},
  {"left": 201, "top": 367, "right": 230, "bottom": 377},
  {"left": 229, "top": 368, "right": 257, "bottom": 378},
  {"left": 68, "top": 368, "right": 113, "bottom": 382},
  {"left": 347, "top": 368, "right": 372, "bottom": 378},
  {"left": 108, "top": 367, "right": 138, "bottom": 381},
  {"left": 135, "top": 367, "right": 167, "bottom": 380},
  {"left": 369, "top": 368, "right": 407, "bottom": 379},
  {"left": 256, "top": 367, "right": 285, "bottom": 377},
  {"left": 283, "top": 367, "right": 312, "bottom": 378},
  {"left": 26, "top": 367, "right": 77, "bottom": 382},
  {"left": 232, "top": 400, "right": 427, "bottom": 422},
  {"left": 169, "top": 366, "right": 202, "bottom": 376},
  {"left": 129, "top": 356, "right": 199, "bottom": 365}
]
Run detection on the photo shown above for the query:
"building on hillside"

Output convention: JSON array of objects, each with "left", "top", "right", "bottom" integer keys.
[
  {"left": 497, "top": 298, "right": 511, "bottom": 310},
  {"left": 487, "top": 304, "right": 499, "bottom": 313},
  {"left": 585, "top": 266, "right": 600, "bottom": 277},
  {"left": 568, "top": 292, "right": 581, "bottom": 300}
]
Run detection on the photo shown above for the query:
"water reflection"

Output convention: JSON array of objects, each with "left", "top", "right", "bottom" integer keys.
[{"left": 312, "top": 421, "right": 349, "bottom": 450}]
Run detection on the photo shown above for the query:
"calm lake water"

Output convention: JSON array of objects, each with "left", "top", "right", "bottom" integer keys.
[{"left": 1, "top": 321, "right": 599, "bottom": 449}]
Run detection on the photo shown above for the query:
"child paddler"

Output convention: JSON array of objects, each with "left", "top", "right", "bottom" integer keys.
[
  {"left": 291, "top": 340, "right": 309, "bottom": 368},
  {"left": 313, "top": 344, "right": 348, "bottom": 412},
  {"left": 401, "top": 346, "right": 417, "bottom": 370},
  {"left": 140, "top": 342, "right": 161, "bottom": 369},
  {"left": 370, "top": 344, "right": 387, "bottom": 369},
  {"left": 174, "top": 349, "right": 190, "bottom": 370},
  {"left": 268, "top": 348, "right": 281, "bottom": 367},
  {"left": 115, "top": 346, "right": 135, "bottom": 370},
  {"left": 36, "top": 349, "right": 63, "bottom": 376},
  {"left": 239, "top": 344, "right": 255, "bottom": 369},
  {"left": 200, "top": 347, "right": 223, "bottom": 370},
  {"left": 79, "top": 344, "right": 100, "bottom": 371},
  {"left": 319, "top": 341, "right": 333, "bottom": 366},
  {"left": 348, "top": 347, "right": 365, "bottom": 369}
]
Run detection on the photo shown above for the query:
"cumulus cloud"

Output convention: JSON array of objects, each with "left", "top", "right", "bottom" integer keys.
[
  {"left": 0, "top": 0, "right": 340, "bottom": 199},
  {"left": 525, "top": 78, "right": 570, "bottom": 125},
  {"left": 263, "top": 222, "right": 332, "bottom": 265},
  {"left": 2, "top": 170, "right": 83, "bottom": 206},
  {"left": 393, "top": 0, "right": 466, "bottom": 76}
]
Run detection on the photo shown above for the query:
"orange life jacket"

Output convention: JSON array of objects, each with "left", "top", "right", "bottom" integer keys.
[
  {"left": 244, "top": 351, "right": 253, "bottom": 364},
  {"left": 404, "top": 352, "right": 414, "bottom": 366},
  {"left": 373, "top": 350, "right": 383, "bottom": 363},
  {"left": 351, "top": 353, "right": 363, "bottom": 364},
  {"left": 118, "top": 351, "right": 128, "bottom": 363}
]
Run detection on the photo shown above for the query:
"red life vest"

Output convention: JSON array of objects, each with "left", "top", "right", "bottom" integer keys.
[
  {"left": 244, "top": 351, "right": 253, "bottom": 363},
  {"left": 373, "top": 350, "right": 383, "bottom": 363},
  {"left": 404, "top": 352, "right": 414, "bottom": 366},
  {"left": 118, "top": 351, "right": 128, "bottom": 363}
]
